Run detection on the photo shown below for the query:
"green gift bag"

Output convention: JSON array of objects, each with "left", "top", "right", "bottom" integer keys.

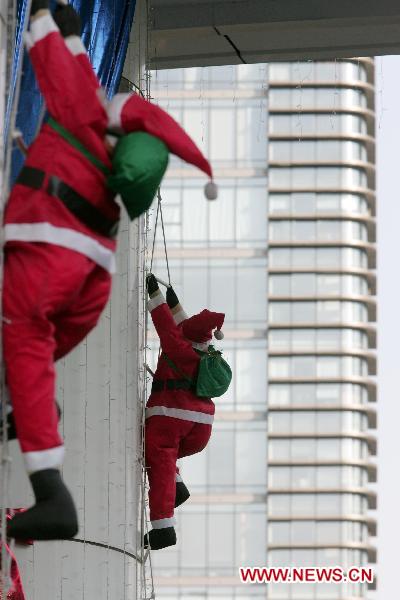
[
  {"left": 108, "top": 131, "right": 169, "bottom": 220},
  {"left": 163, "top": 346, "right": 232, "bottom": 398}
]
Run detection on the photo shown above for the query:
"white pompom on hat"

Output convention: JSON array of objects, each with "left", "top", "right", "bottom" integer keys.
[
  {"left": 204, "top": 180, "right": 218, "bottom": 201},
  {"left": 214, "top": 329, "right": 224, "bottom": 340}
]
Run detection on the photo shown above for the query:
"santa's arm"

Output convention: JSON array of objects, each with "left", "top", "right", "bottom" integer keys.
[
  {"left": 148, "top": 292, "right": 192, "bottom": 357},
  {"left": 26, "top": 7, "right": 104, "bottom": 132},
  {"left": 147, "top": 275, "right": 191, "bottom": 356},
  {"left": 165, "top": 285, "right": 188, "bottom": 326},
  {"left": 53, "top": 3, "right": 101, "bottom": 89},
  {"left": 64, "top": 36, "right": 101, "bottom": 90}
]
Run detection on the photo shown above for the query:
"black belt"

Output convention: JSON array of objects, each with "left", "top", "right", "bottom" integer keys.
[
  {"left": 16, "top": 166, "right": 119, "bottom": 239},
  {"left": 152, "top": 379, "right": 194, "bottom": 393}
]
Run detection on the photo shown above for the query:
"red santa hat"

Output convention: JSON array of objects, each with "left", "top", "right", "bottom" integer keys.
[
  {"left": 181, "top": 310, "right": 225, "bottom": 343},
  {"left": 109, "top": 93, "right": 218, "bottom": 200}
]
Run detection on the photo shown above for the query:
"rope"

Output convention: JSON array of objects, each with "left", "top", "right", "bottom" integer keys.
[
  {"left": 150, "top": 189, "right": 171, "bottom": 286},
  {"left": 0, "top": 0, "right": 33, "bottom": 596},
  {"left": 159, "top": 190, "right": 171, "bottom": 286}
]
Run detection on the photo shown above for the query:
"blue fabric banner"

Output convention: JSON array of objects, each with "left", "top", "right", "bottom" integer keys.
[{"left": 10, "top": 0, "right": 136, "bottom": 180}]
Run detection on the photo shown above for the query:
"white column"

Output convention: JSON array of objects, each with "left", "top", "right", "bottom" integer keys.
[{"left": 9, "top": 2, "right": 149, "bottom": 598}]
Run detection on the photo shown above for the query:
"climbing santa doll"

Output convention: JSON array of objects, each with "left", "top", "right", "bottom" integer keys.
[
  {"left": 4, "top": 1, "right": 217, "bottom": 542},
  {"left": 145, "top": 274, "right": 232, "bottom": 550}
]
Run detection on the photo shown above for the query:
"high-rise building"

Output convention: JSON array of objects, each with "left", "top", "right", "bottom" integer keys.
[
  {"left": 266, "top": 59, "right": 377, "bottom": 600},
  {"left": 149, "top": 64, "right": 269, "bottom": 598},
  {"left": 148, "top": 58, "right": 376, "bottom": 600}
]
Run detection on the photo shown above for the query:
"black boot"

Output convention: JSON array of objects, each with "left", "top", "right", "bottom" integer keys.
[
  {"left": 7, "top": 469, "right": 78, "bottom": 541},
  {"left": 175, "top": 481, "right": 190, "bottom": 508},
  {"left": 144, "top": 527, "right": 176, "bottom": 550}
]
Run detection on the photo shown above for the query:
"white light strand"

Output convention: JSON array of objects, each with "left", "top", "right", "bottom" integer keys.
[{"left": 0, "top": 0, "right": 32, "bottom": 596}]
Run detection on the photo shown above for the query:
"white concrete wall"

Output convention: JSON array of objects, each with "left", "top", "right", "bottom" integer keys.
[{"left": 5, "top": 2, "right": 149, "bottom": 598}]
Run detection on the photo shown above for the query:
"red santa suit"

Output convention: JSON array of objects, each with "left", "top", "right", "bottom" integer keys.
[
  {"left": 145, "top": 289, "right": 225, "bottom": 532},
  {"left": 3, "top": 12, "right": 215, "bottom": 478}
]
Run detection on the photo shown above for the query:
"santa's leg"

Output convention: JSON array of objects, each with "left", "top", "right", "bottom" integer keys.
[
  {"left": 176, "top": 422, "right": 212, "bottom": 507},
  {"left": 144, "top": 416, "right": 192, "bottom": 549},
  {"left": 2, "top": 244, "right": 82, "bottom": 540},
  {"left": 53, "top": 264, "right": 111, "bottom": 361}
]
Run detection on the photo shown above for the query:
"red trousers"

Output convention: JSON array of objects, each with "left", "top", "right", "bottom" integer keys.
[
  {"left": 2, "top": 242, "right": 111, "bottom": 461},
  {"left": 145, "top": 415, "right": 212, "bottom": 526}
]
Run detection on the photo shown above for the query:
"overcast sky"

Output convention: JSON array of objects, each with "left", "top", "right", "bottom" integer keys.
[{"left": 375, "top": 55, "right": 400, "bottom": 599}]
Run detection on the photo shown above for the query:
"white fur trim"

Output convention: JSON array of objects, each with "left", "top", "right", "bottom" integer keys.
[
  {"left": 191, "top": 340, "right": 211, "bottom": 352},
  {"left": 148, "top": 291, "right": 165, "bottom": 312},
  {"left": 24, "top": 32, "right": 33, "bottom": 50},
  {"left": 146, "top": 406, "right": 214, "bottom": 425},
  {"left": 107, "top": 93, "right": 130, "bottom": 130},
  {"left": 151, "top": 517, "right": 176, "bottom": 529},
  {"left": 24, "top": 446, "right": 65, "bottom": 473},
  {"left": 30, "top": 13, "right": 59, "bottom": 46},
  {"left": 173, "top": 309, "right": 188, "bottom": 325},
  {"left": 176, "top": 473, "right": 183, "bottom": 482},
  {"left": 65, "top": 36, "right": 86, "bottom": 56},
  {"left": 4, "top": 223, "right": 116, "bottom": 273}
]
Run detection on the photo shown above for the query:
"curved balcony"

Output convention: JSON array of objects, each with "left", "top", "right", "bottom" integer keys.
[
  {"left": 269, "top": 214, "right": 376, "bottom": 244},
  {"left": 268, "top": 458, "right": 377, "bottom": 482},
  {"left": 268, "top": 515, "right": 377, "bottom": 536},
  {"left": 268, "top": 268, "right": 376, "bottom": 294},
  {"left": 268, "top": 487, "right": 376, "bottom": 510},
  {"left": 268, "top": 405, "right": 377, "bottom": 430},
  {"left": 268, "top": 240, "right": 376, "bottom": 269},
  {"left": 267, "top": 377, "right": 376, "bottom": 403},
  {"left": 267, "top": 541, "right": 376, "bottom": 563},
  {"left": 268, "top": 432, "right": 377, "bottom": 455},
  {"left": 268, "top": 349, "right": 376, "bottom": 375}
]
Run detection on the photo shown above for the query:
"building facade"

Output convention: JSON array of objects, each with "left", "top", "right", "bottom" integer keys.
[
  {"left": 149, "top": 64, "right": 269, "bottom": 598},
  {"left": 148, "top": 58, "right": 377, "bottom": 600},
  {"left": 266, "top": 59, "right": 377, "bottom": 600}
]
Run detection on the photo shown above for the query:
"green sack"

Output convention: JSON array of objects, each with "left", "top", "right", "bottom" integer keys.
[
  {"left": 108, "top": 131, "right": 169, "bottom": 220},
  {"left": 195, "top": 346, "right": 232, "bottom": 398},
  {"left": 163, "top": 346, "right": 232, "bottom": 398}
]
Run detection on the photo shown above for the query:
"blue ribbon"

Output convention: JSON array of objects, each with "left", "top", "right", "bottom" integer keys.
[{"left": 9, "top": 0, "right": 136, "bottom": 181}]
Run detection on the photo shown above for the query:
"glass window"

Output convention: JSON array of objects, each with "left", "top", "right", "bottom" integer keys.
[
  {"left": 269, "top": 194, "right": 291, "bottom": 214},
  {"left": 269, "top": 358, "right": 290, "bottom": 377},
  {"left": 269, "top": 221, "right": 291, "bottom": 240},
  {"left": 268, "top": 522, "right": 290, "bottom": 544},
  {"left": 292, "top": 357, "right": 316, "bottom": 377},
  {"left": 292, "top": 221, "right": 315, "bottom": 241},
  {"left": 236, "top": 187, "right": 268, "bottom": 243},
  {"left": 268, "top": 495, "right": 290, "bottom": 516},
  {"left": 318, "top": 220, "right": 341, "bottom": 240},
  {"left": 269, "top": 302, "right": 291, "bottom": 323},
  {"left": 210, "top": 109, "right": 235, "bottom": 161},
  {"left": 269, "top": 330, "right": 291, "bottom": 353},
  {"left": 292, "top": 329, "right": 315, "bottom": 350},
  {"left": 317, "top": 357, "right": 340, "bottom": 377},
  {"left": 292, "top": 302, "right": 315, "bottom": 322},
  {"left": 268, "top": 467, "right": 291, "bottom": 488},
  {"left": 269, "top": 275, "right": 291, "bottom": 295}
]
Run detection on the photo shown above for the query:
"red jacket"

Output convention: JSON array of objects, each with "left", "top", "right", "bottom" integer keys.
[
  {"left": 4, "top": 14, "right": 118, "bottom": 272},
  {"left": 147, "top": 292, "right": 214, "bottom": 424}
]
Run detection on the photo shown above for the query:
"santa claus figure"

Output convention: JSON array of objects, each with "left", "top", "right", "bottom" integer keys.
[
  {"left": 145, "top": 274, "right": 226, "bottom": 550},
  {"left": 4, "top": 1, "right": 216, "bottom": 541}
]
